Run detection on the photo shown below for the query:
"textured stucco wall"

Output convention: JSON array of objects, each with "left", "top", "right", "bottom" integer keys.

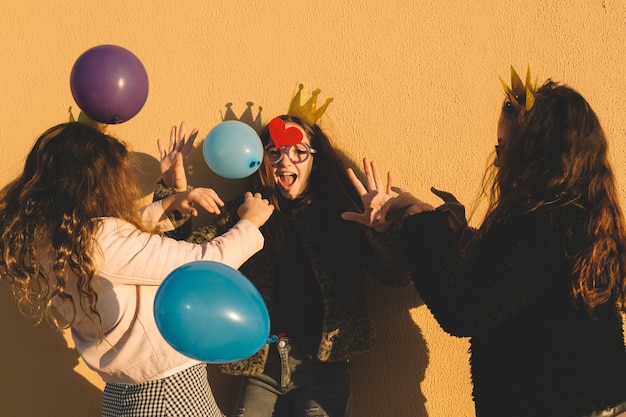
[{"left": 1, "top": 1, "right": 626, "bottom": 416}]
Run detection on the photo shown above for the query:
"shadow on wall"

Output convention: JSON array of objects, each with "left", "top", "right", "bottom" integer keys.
[
  {"left": 130, "top": 151, "right": 164, "bottom": 198},
  {"left": 0, "top": 284, "right": 102, "bottom": 417},
  {"left": 342, "top": 153, "right": 429, "bottom": 415},
  {"left": 352, "top": 279, "right": 428, "bottom": 417}
]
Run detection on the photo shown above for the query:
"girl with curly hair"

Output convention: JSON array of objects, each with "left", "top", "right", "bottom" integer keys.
[{"left": 0, "top": 122, "right": 274, "bottom": 417}]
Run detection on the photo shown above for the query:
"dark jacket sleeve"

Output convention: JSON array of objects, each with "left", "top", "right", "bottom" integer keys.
[
  {"left": 152, "top": 180, "right": 194, "bottom": 240},
  {"left": 401, "top": 207, "right": 582, "bottom": 337},
  {"left": 361, "top": 226, "right": 412, "bottom": 287}
]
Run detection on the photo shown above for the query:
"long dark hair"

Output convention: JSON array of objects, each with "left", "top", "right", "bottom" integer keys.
[
  {"left": 482, "top": 81, "right": 626, "bottom": 312},
  {"left": 0, "top": 122, "right": 145, "bottom": 339},
  {"left": 251, "top": 115, "right": 363, "bottom": 252}
]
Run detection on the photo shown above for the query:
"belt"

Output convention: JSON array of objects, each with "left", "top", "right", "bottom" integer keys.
[{"left": 267, "top": 332, "right": 288, "bottom": 344}]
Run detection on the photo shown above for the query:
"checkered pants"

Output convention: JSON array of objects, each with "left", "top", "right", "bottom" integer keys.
[{"left": 102, "top": 363, "right": 225, "bottom": 417}]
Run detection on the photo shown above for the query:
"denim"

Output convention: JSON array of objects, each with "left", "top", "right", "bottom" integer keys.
[{"left": 232, "top": 337, "right": 351, "bottom": 417}]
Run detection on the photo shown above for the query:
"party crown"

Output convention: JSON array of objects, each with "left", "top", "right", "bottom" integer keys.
[
  {"left": 68, "top": 106, "right": 107, "bottom": 133},
  {"left": 499, "top": 65, "right": 536, "bottom": 112},
  {"left": 222, "top": 102, "right": 264, "bottom": 133},
  {"left": 287, "top": 83, "right": 333, "bottom": 125}
]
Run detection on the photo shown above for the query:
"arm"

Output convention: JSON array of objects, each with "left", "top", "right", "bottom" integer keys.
[
  {"left": 401, "top": 207, "right": 578, "bottom": 337},
  {"left": 160, "top": 188, "right": 224, "bottom": 218},
  {"left": 96, "top": 193, "right": 273, "bottom": 285},
  {"left": 360, "top": 226, "right": 413, "bottom": 287},
  {"left": 185, "top": 193, "right": 273, "bottom": 243},
  {"left": 153, "top": 122, "right": 224, "bottom": 237},
  {"left": 95, "top": 216, "right": 264, "bottom": 286}
]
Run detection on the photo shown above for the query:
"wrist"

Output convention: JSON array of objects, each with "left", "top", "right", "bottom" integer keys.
[{"left": 161, "top": 195, "right": 177, "bottom": 214}]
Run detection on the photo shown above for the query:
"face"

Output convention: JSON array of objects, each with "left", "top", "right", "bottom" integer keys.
[
  {"left": 269, "top": 122, "right": 314, "bottom": 200},
  {"left": 495, "top": 112, "right": 514, "bottom": 168}
]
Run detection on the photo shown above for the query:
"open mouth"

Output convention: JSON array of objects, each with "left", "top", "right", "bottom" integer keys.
[{"left": 277, "top": 173, "right": 297, "bottom": 188}]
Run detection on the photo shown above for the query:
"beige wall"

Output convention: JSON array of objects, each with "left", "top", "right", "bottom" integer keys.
[{"left": 1, "top": 1, "right": 625, "bottom": 416}]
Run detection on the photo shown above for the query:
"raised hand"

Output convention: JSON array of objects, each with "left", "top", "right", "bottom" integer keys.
[
  {"left": 237, "top": 192, "right": 275, "bottom": 228},
  {"left": 157, "top": 121, "right": 198, "bottom": 191},
  {"left": 431, "top": 187, "right": 467, "bottom": 232},
  {"left": 341, "top": 158, "right": 394, "bottom": 232}
]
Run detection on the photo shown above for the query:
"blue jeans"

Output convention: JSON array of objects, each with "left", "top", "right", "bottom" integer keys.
[{"left": 232, "top": 337, "right": 352, "bottom": 417}]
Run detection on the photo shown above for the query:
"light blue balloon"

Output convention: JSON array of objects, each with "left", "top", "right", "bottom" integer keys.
[
  {"left": 203, "top": 121, "right": 263, "bottom": 179},
  {"left": 154, "top": 261, "right": 270, "bottom": 363}
]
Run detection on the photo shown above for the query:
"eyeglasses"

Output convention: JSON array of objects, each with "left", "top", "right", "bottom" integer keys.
[{"left": 265, "top": 143, "right": 317, "bottom": 165}]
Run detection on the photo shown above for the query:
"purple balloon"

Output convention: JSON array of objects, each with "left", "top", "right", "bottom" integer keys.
[{"left": 70, "top": 45, "right": 149, "bottom": 124}]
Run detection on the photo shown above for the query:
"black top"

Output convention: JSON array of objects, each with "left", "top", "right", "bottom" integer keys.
[
  {"left": 270, "top": 224, "right": 324, "bottom": 352},
  {"left": 401, "top": 205, "right": 626, "bottom": 417}
]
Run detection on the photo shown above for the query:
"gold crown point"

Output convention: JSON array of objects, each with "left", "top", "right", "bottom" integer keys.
[
  {"left": 288, "top": 84, "right": 305, "bottom": 115},
  {"left": 312, "top": 97, "right": 333, "bottom": 122},
  {"left": 287, "top": 82, "right": 332, "bottom": 125},
  {"left": 500, "top": 65, "right": 536, "bottom": 112},
  {"left": 301, "top": 89, "right": 320, "bottom": 115},
  {"left": 68, "top": 106, "right": 107, "bottom": 133}
]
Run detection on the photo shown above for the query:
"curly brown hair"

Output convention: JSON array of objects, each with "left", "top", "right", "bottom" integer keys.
[
  {"left": 482, "top": 80, "right": 626, "bottom": 313},
  {"left": 0, "top": 122, "right": 146, "bottom": 340}
]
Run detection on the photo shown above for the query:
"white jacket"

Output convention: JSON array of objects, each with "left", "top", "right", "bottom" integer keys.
[{"left": 46, "top": 201, "right": 264, "bottom": 384}]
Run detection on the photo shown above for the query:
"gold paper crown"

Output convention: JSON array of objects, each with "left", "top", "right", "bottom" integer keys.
[
  {"left": 287, "top": 83, "right": 333, "bottom": 125},
  {"left": 499, "top": 65, "right": 536, "bottom": 112},
  {"left": 222, "top": 102, "right": 264, "bottom": 133},
  {"left": 68, "top": 106, "right": 108, "bottom": 133}
]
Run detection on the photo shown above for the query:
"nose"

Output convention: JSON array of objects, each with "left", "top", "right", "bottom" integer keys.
[{"left": 276, "top": 152, "right": 293, "bottom": 167}]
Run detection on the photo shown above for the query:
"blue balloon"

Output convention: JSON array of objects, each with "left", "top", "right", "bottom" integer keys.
[
  {"left": 154, "top": 261, "right": 270, "bottom": 363},
  {"left": 203, "top": 121, "right": 263, "bottom": 179}
]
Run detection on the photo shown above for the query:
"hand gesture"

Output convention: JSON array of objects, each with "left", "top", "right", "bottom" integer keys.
[
  {"left": 381, "top": 187, "right": 435, "bottom": 224},
  {"left": 157, "top": 122, "right": 198, "bottom": 191},
  {"left": 237, "top": 192, "right": 275, "bottom": 228},
  {"left": 431, "top": 187, "right": 467, "bottom": 232},
  {"left": 341, "top": 158, "right": 394, "bottom": 232},
  {"left": 162, "top": 188, "right": 225, "bottom": 217}
]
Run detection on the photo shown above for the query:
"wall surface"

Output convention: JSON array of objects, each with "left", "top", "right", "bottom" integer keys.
[{"left": 1, "top": 1, "right": 626, "bottom": 416}]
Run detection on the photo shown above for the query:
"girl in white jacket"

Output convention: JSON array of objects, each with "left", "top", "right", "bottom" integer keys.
[{"left": 0, "top": 122, "right": 274, "bottom": 417}]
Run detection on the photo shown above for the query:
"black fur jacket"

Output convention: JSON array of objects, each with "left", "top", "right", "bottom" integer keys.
[
  {"left": 401, "top": 205, "right": 626, "bottom": 417},
  {"left": 155, "top": 183, "right": 411, "bottom": 376}
]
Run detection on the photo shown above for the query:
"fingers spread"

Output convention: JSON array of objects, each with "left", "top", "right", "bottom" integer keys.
[
  {"left": 157, "top": 138, "right": 166, "bottom": 159},
  {"left": 341, "top": 211, "right": 368, "bottom": 225},
  {"left": 178, "top": 121, "right": 187, "bottom": 142},
  {"left": 370, "top": 159, "right": 384, "bottom": 191},
  {"left": 385, "top": 171, "right": 393, "bottom": 195},
  {"left": 169, "top": 125, "right": 178, "bottom": 151},
  {"left": 347, "top": 168, "right": 368, "bottom": 195},
  {"left": 363, "top": 158, "right": 376, "bottom": 191}
]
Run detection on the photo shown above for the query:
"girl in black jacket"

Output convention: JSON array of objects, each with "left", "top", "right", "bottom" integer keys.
[
  {"left": 156, "top": 85, "right": 410, "bottom": 417},
  {"left": 347, "top": 70, "right": 626, "bottom": 417}
]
